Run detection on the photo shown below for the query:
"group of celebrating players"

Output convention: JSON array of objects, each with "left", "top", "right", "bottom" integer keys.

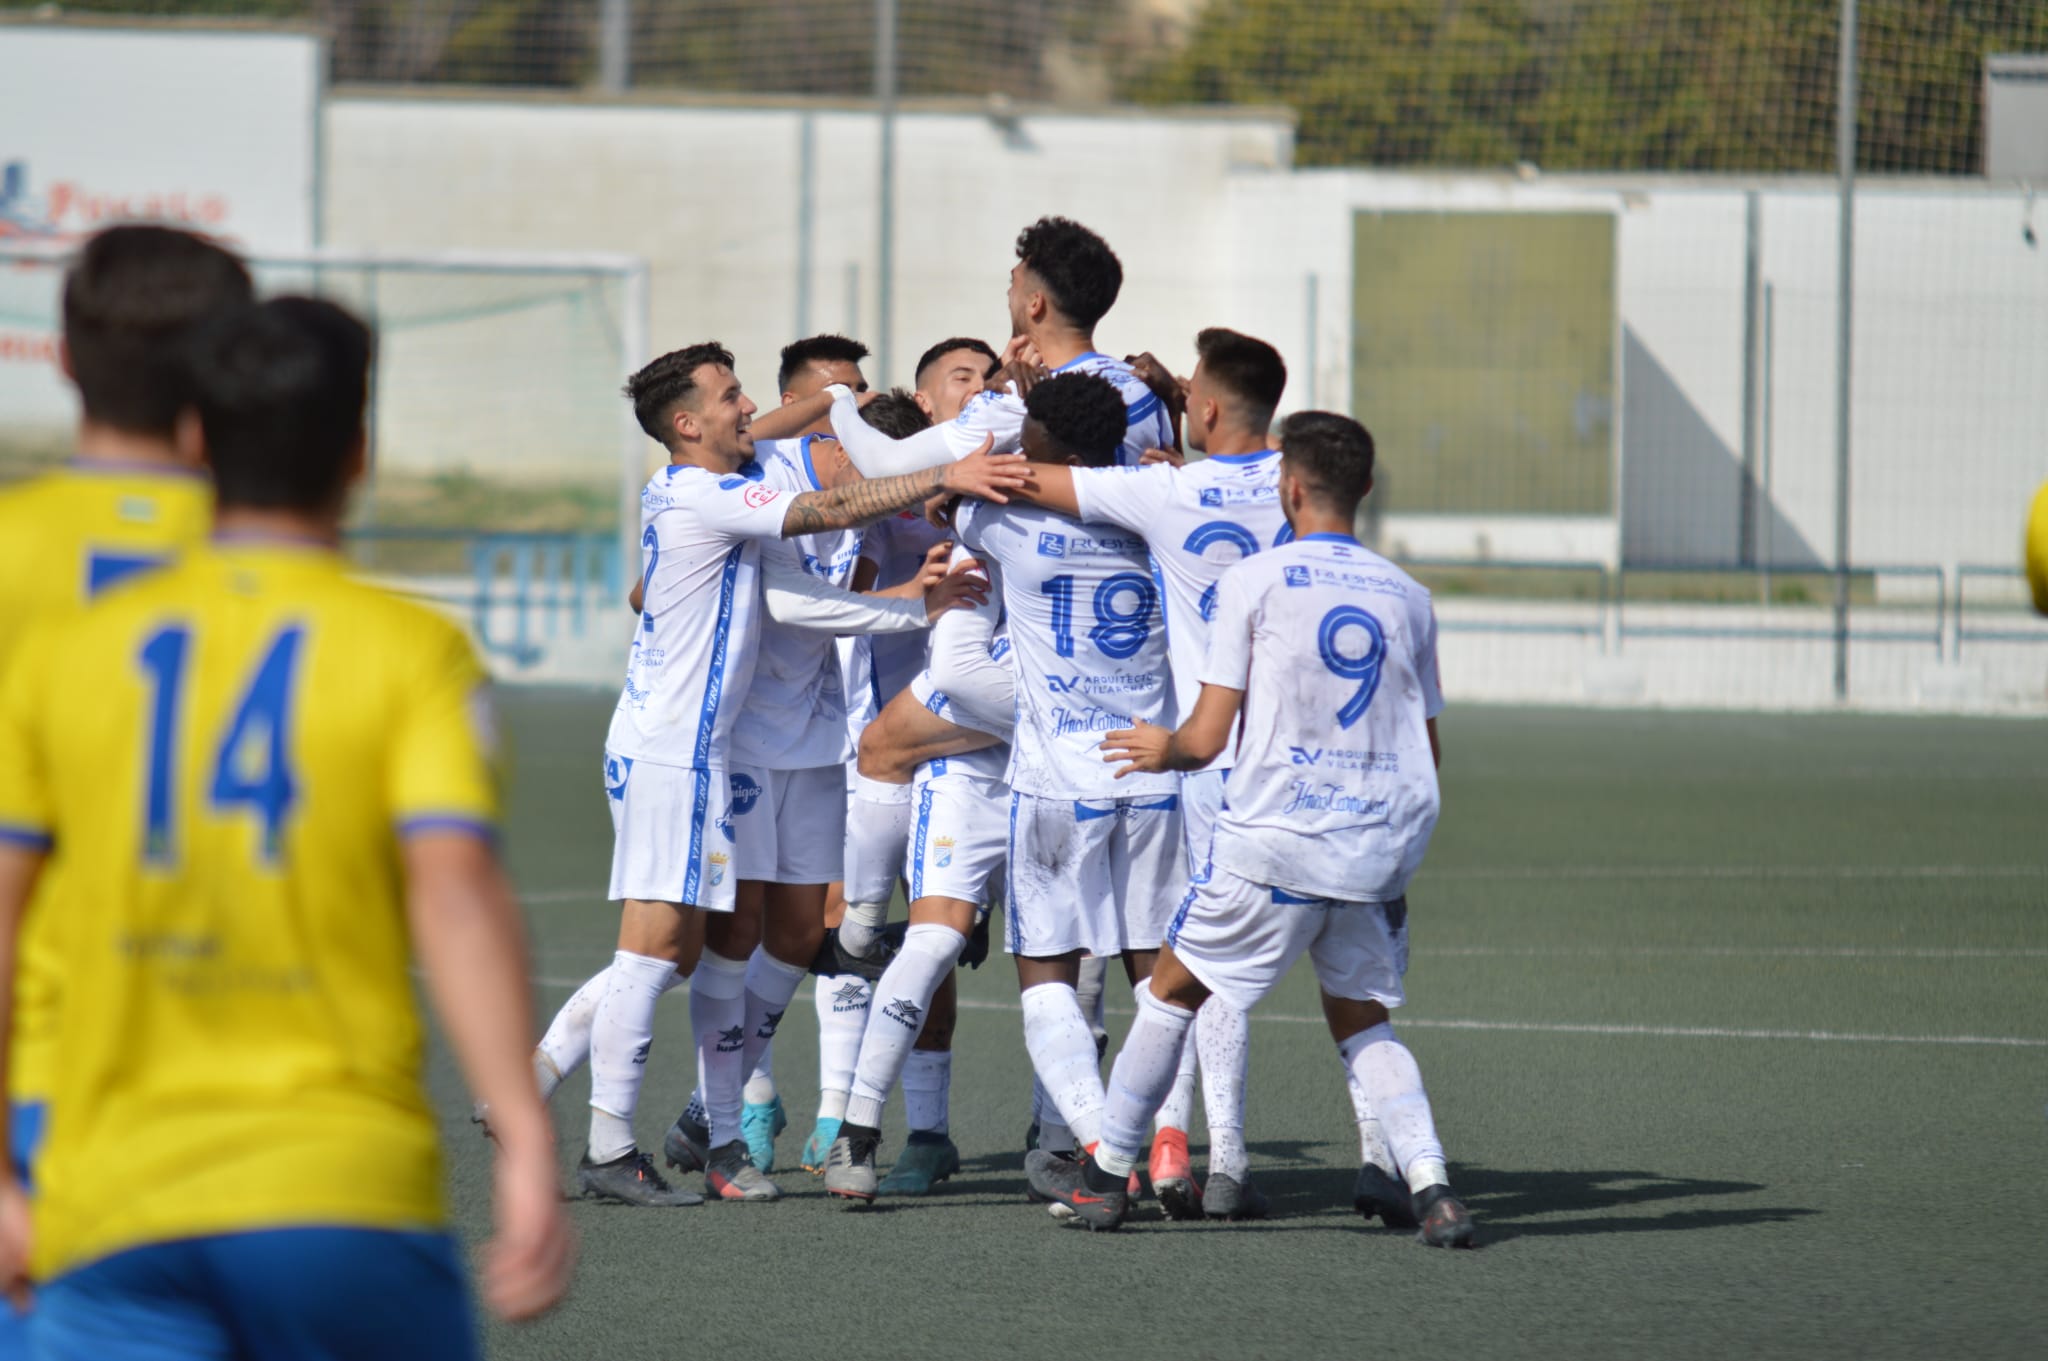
[
  {"left": 528, "top": 214, "right": 1475, "bottom": 1246},
  {"left": 0, "top": 209, "right": 1466, "bottom": 1361}
]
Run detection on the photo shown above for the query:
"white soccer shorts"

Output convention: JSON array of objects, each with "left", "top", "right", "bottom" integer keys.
[
  {"left": 1166, "top": 865, "right": 1409, "bottom": 1016},
  {"left": 1178, "top": 766, "right": 1229, "bottom": 874},
  {"left": 907, "top": 767, "right": 1008, "bottom": 906},
  {"left": 1004, "top": 790, "right": 1189, "bottom": 959},
  {"left": 604, "top": 750, "right": 737, "bottom": 912},
  {"left": 728, "top": 763, "right": 847, "bottom": 885}
]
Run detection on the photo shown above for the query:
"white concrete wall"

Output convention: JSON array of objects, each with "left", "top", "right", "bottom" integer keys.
[{"left": 325, "top": 93, "right": 1293, "bottom": 405}]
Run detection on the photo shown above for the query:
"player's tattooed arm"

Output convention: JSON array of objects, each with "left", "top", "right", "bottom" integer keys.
[
  {"left": 1101, "top": 683, "right": 1244, "bottom": 777},
  {"left": 779, "top": 437, "right": 1029, "bottom": 537}
]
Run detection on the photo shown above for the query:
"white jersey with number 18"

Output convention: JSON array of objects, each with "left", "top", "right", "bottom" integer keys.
[
  {"left": 953, "top": 498, "right": 1176, "bottom": 802},
  {"left": 1201, "top": 534, "right": 1444, "bottom": 904}
]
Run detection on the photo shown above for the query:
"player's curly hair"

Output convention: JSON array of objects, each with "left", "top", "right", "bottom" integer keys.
[
  {"left": 1279, "top": 411, "right": 1375, "bottom": 511},
  {"left": 624, "top": 342, "right": 734, "bottom": 447},
  {"left": 860, "top": 387, "right": 932, "bottom": 440},
  {"left": 1015, "top": 217, "right": 1122, "bottom": 330},
  {"left": 777, "top": 333, "right": 870, "bottom": 393},
  {"left": 1025, "top": 372, "right": 1126, "bottom": 468}
]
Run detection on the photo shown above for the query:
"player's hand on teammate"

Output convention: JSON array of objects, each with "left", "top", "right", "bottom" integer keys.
[
  {"left": 924, "top": 491, "right": 961, "bottom": 530},
  {"left": 0, "top": 1175, "right": 31, "bottom": 1313},
  {"left": 922, "top": 556, "right": 991, "bottom": 621},
  {"left": 1100, "top": 720, "right": 1174, "bottom": 777},
  {"left": 484, "top": 1142, "right": 577, "bottom": 1322},
  {"left": 1140, "top": 446, "right": 1186, "bottom": 468},
  {"left": 1125, "top": 352, "right": 1188, "bottom": 418},
  {"left": 911, "top": 540, "right": 955, "bottom": 589},
  {"left": 940, "top": 435, "right": 1032, "bottom": 504}
]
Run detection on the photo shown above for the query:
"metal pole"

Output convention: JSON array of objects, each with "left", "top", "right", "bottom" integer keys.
[
  {"left": 875, "top": 0, "right": 897, "bottom": 380},
  {"left": 598, "top": 0, "right": 630, "bottom": 93},
  {"left": 1304, "top": 272, "right": 1320, "bottom": 411},
  {"left": 1761, "top": 281, "right": 1776, "bottom": 607},
  {"left": 845, "top": 262, "right": 861, "bottom": 341},
  {"left": 619, "top": 262, "right": 652, "bottom": 588},
  {"left": 1739, "top": 190, "right": 1761, "bottom": 567},
  {"left": 796, "top": 113, "right": 815, "bottom": 338},
  {"left": 1832, "top": 0, "right": 1856, "bottom": 700}
]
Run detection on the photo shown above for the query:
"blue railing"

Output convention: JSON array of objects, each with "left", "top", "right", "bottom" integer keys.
[{"left": 346, "top": 529, "right": 623, "bottom": 668}]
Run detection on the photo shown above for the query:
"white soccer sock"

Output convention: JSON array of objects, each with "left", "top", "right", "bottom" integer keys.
[
  {"left": 1341, "top": 1056, "right": 1398, "bottom": 1171},
  {"left": 904, "top": 1049, "right": 952, "bottom": 1135},
  {"left": 1199, "top": 997, "right": 1252, "bottom": 1179},
  {"left": 539, "top": 967, "right": 685, "bottom": 1100},
  {"left": 1095, "top": 981, "right": 1198, "bottom": 1178},
  {"left": 1339, "top": 1022, "right": 1448, "bottom": 1192},
  {"left": 844, "top": 923, "right": 963, "bottom": 1128},
  {"left": 1020, "top": 981, "right": 1106, "bottom": 1149},
  {"left": 537, "top": 968, "right": 609, "bottom": 1099},
  {"left": 743, "top": 1064, "right": 777, "bottom": 1106},
  {"left": 815, "top": 972, "right": 870, "bottom": 1122},
  {"left": 689, "top": 951, "right": 749, "bottom": 1149},
  {"left": 587, "top": 950, "right": 678, "bottom": 1161},
  {"left": 741, "top": 948, "right": 808, "bottom": 1084},
  {"left": 842, "top": 775, "right": 913, "bottom": 909},
  {"left": 1032, "top": 1079, "right": 1075, "bottom": 1154},
  {"left": 1140, "top": 980, "right": 1199, "bottom": 1133},
  {"left": 1076, "top": 955, "right": 1110, "bottom": 1050}
]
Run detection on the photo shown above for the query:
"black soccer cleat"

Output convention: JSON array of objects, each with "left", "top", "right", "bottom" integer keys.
[
  {"left": 1353, "top": 1162, "right": 1419, "bottom": 1228},
  {"left": 1200, "top": 1172, "right": 1270, "bottom": 1221},
  {"left": 1413, "top": 1184, "right": 1476, "bottom": 1248},
  {"left": 1024, "top": 1148, "right": 1128, "bottom": 1231},
  {"left": 808, "top": 923, "right": 908, "bottom": 982},
  {"left": 577, "top": 1147, "right": 704, "bottom": 1207}
]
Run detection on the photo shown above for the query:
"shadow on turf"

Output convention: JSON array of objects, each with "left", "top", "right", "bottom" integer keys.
[{"left": 1433, "top": 1166, "right": 1816, "bottom": 1243}]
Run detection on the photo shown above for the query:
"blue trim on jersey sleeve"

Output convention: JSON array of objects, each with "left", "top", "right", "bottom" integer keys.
[
  {"left": 1126, "top": 391, "right": 1162, "bottom": 425},
  {"left": 1205, "top": 449, "right": 1279, "bottom": 465},
  {"left": 0, "top": 824, "right": 53, "bottom": 852},
  {"left": 395, "top": 815, "right": 498, "bottom": 843},
  {"left": 798, "top": 436, "right": 825, "bottom": 492}
]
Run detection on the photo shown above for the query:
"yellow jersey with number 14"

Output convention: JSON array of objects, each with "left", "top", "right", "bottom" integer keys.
[
  {"left": 0, "top": 539, "right": 500, "bottom": 1280},
  {"left": 0, "top": 460, "right": 211, "bottom": 1107}
]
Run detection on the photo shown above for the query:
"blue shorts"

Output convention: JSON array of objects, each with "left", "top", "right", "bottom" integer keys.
[
  {"left": 0, "top": 1102, "right": 47, "bottom": 1360},
  {"left": 31, "top": 1228, "right": 478, "bottom": 1361}
]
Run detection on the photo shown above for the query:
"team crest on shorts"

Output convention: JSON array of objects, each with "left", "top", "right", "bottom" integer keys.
[
  {"left": 933, "top": 835, "right": 955, "bottom": 868},
  {"left": 708, "top": 851, "right": 729, "bottom": 885}
]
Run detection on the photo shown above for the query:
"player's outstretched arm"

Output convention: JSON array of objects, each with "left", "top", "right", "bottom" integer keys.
[
  {"left": 829, "top": 386, "right": 1011, "bottom": 478},
  {"left": 404, "top": 831, "right": 574, "bottom": 1322},
  {"left": 1101, "top": 683, "right": 1244, "bottom": 777},
  {"left": 780, "top": 438, "right": 1029, "bottom": 536},
  {"left": 0, "top": 842, "right": 44, "bottom": 1307}
]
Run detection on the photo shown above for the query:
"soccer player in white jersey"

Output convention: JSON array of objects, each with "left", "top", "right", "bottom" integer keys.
[
  {"left": 947, "top": 372, "right": 1193, "bottom": 1196},
  {"left": 694, "top": 332, "right": 876, "bottom": 1178},
  {"left": 823, "top": 217, "right": 1174, "bottom": 478},
  {"left": 1029, "top": 411, "right": 1476, "bottom": 1247},
  {"left": 532, "top": 342, "right": 1026, "bottom": 1207},
  {"left": 820, "top": 547, "right": 1013, "bottom": 1202}
]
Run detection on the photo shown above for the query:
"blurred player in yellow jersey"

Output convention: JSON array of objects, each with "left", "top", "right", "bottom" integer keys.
[
  {"left": 0, "top": 231, "right": 251, "bottom": 1351},
  {"left": 0, "top": 297, "right": 573, "bottom": 1357},
  {"left": 2027, "top": 478, "right": 2048, "bottom": 617}
]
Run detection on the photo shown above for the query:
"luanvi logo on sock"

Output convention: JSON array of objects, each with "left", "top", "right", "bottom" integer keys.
[
  {"left": 831, "top": 981, "right": 869, "bottom": 1013},
  {"left": 881, "top": 997, "right": 924, "bottom": 1030},
  {"left": 757, "top": 1008, "right": 785, "bottom": 1038},
  {"left": 716, "top": 1025, "right": 745, "bottom": 1053},
  {"left": 632, "top": 1041, "right": 651, "bottom": 1065}
]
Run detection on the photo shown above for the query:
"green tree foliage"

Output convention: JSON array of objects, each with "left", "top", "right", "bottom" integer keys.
[{"left": 1126, "top": 0, "right": 2048, "bottom": 172}]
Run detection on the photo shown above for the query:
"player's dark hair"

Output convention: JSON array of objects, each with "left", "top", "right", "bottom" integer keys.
[
  {"left": 913, "top": 336, "right": 999, "bottom": 386},
  {"left": 1279, "top": 411, "right": 1375, "bottom": 512},
  {"left": 188, "top": 297, "right": 371, "bottom": 513},
  {"left": 777, "top": 333, "right": 870, "bottom": 393},
  {"left": 624, "top": 342, "right": 735, "bottom": 448},
  {"left": 61, "top": 224, "right": 253, "bottom": 437},
  {"left": 1195, "top": 328, "right": 1287, "bottom": 433},
  {"left": 1025, "top": 372, "right": 1126, "bottom": 469},
  {"left": 1014, "top": 217, "right": 1122, "bottom": 331},
  {"left": 861, "top": 388, "right": 932, "bottom": 440}
]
